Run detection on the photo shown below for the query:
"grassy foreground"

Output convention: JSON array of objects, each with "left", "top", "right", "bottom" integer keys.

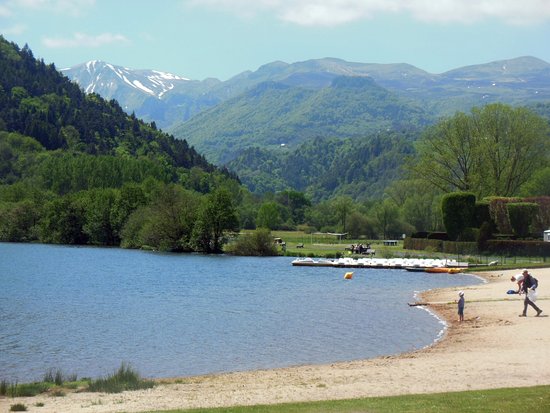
[{"left": 147, "top": 385, "right": 550, "bottom": 413}]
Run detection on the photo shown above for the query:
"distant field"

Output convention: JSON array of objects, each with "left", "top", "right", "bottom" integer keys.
[{"left": 265, "top": 231, "right": 548, "bottom": 268}]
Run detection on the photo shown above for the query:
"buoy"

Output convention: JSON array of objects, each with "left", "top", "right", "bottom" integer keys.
[{"left": 344, "top": 272, "right": 353, "bottom": 280}]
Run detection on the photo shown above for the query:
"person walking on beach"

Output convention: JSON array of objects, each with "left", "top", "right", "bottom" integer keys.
[
  {"left": 510, "top": 273, "right": 524, "bottom": 293},
  {"left": 519, "top": 269, "right": 543, "bottom": 317},
  {"left": 457, "top": 291, "right": 465, "bottom": 322}
]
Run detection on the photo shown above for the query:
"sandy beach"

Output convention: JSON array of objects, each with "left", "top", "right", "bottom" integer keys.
[{"left": 2, "top": 267, "right": 549, "bottom": 413}]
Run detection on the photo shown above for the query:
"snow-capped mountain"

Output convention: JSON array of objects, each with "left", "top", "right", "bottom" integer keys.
[
  {"left": 61, "top": 60, "right": 190, "bottom": 100},
  {"left": 61, "top": 60, "right": 224, "bottom": 129},
  {"left": 62, "top": 56, "right": 550, "bottom": 132}
]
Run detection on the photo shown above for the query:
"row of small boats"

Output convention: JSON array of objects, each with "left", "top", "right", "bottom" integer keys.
[{"left": 291, "top": 257, "right": 467, "bottom": 273}]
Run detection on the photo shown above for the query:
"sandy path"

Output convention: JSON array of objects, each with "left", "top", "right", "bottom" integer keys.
[{"left": 2, "top": 268, "right": 549, "bottom": 412}]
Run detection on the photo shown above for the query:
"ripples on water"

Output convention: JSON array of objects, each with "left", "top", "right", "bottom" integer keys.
[{"left": 0, "top": 243, "right": 481, "bottom": 381}]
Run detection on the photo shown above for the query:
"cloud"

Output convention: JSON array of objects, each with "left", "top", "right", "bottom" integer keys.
[
  {"left": 42, "top": 32, "right": 129, "bottom": 48},
  {"left": 1, "top": 24, "right": 27, "bottom": 35},
  {"left": 0, "top": 4, "right": 13, "bottom": 17},
  {"left": 183, "top": 0, "right": 550, "bottom": 26},
  {"left": 6, "top": 0, "right": 95, "bottom": 16}
]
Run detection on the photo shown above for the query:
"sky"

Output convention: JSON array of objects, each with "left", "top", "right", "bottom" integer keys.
[{"left": 1, "top": 0, "right": 550, "bottom": 81}]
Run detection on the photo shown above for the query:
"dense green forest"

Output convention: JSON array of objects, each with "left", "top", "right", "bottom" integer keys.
[
  {"left": 228, "top": 132, "right": 415, "bottom": 202},
  {"left": 172, "top": 76, "right": 430, "bottom": 164},
  {"left": 2, "top": 36, "right": 550, "bottom": 253},
  {"left": 0, "top": 36, "right": 241, "bottom": 252}
]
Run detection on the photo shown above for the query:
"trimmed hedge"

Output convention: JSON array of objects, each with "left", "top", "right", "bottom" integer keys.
[
  {"left": 404, "top": 237, "right": 478, "bottom": 255},
  {"left": 442, "top": 192, "right": 476, "bottom": 241},
  {"left": 507, "top": 202, "right": 539, "bottom": 238},
  {"left": 405, "top": 237, "right": 550, "bottom": 257},
  {"left": 484, "top": 240, "right": 550, "bottom": 257}
]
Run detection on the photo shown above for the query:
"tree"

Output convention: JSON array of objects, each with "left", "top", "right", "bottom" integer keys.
[
  {"left": 192, "top": 188, "right": 239, "bottom": 253},
  {"left": 332, "top": 196, "right": 354, "bottom": 233},
  {"left": 411, "top": 104, "right": 550, "bottom": 198},
  {"left": 371, "top": 199, "right": 400, "bottom": 239},
  {"left": 520, "top": 167, "right": 550, "bottom": 196},
  {"left": 256, "top": 202, "right": 282, "bottom": 230},
  {"left": 410, "top": 111, "right": 479, "bottom": 193},
  {"left": 123, "top": 184, "right": 199, "bottom": 251},
  {"left": 225, "top": 228, "right": 278, "bottom": 256},
  {"left": 39, "top": 196, "right": 87, "bottom": 244},
  {"left": 81, "top": 188, "right": 118, "bottom": 245},
  {"left": 472, "top": 104, "right": 550, "bottom": 196}
]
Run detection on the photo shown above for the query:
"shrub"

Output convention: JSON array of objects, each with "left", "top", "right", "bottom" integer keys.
[
  {"left": 441, "top": 192, "right": 476, "bottom": 241},
  {"left": 507, "top": 202, "right": 539, "bottom": 238},
  {"left": 427, "top": 232, "right": 449, "bottom": 240},
  {"left": 9, "top": 403, "right": 27, "bottom": 412},
  {"left": 458, "top": 227, "right": 479, "bottom": 242},
  {"left": 477, "top": 221, "right": 493, "bottom": 251},
  {"left": 225, "top": 228, "right": 278, "bottom": 256},
  {"left": 475, "top": 201, "right": 497, "bottom": 231},
  {"left": 485, "top": 240, "right": 550, "bottom": 257}
]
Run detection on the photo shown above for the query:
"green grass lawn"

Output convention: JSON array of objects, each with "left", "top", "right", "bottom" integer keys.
[
  {"left": 268, "top": 230, "right": 550, "bottom": 269},
  {"left": 145, "top": 385, "right": 550, "bottom": 413}
]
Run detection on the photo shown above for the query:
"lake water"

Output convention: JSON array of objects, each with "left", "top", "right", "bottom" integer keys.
[{"left": 0, "top": 243, "right": 482, "bottom": 382}]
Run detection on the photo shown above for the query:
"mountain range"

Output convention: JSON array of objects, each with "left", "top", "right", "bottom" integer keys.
[
  {"left": 62, "top": 56, "right": 550, "bottom": 197},
  {"left": 62, "top": 56, "right": 550, "bottom": 133}
]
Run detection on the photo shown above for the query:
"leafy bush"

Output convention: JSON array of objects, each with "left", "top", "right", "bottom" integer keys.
[
  {"left": 507, "top": 202, "right": 539, "bottom": 238},
  {"left": 474, "top": 201, "right": 496, "bottom": 231},
  {"left": 225, "top": 228, "right": 278, "bottom": 256},
  {"left": 458, "top": 227, "right": 479, "bottom": 242}
]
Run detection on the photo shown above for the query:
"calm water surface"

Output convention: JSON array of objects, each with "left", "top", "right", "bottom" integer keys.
[{"left": 0, "top": 243, "right": 482, "bottom": 381}]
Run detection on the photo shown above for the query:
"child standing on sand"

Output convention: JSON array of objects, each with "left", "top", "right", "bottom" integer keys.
[{"left": 457, "top": 291, "right": 465, "bottom": 322}]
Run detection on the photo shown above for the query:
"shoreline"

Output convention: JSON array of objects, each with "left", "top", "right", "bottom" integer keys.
[{"left": 2, "top": 268, "right": 549, "bottom": 413}]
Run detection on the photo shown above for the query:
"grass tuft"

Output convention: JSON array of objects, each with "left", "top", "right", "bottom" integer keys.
[
  {"left": 87, "top": 363, "right": 155, "bottom": 394},
  {"left": 9, "top": 403, "right": 27, "bottom": 412}
]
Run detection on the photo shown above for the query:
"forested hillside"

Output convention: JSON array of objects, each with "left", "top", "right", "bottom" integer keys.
[
  {"left": 172, "top": 76, "right": 430, "bottom": 164},
  {"left": 0, "top": 36, "right": 241, "bottom": 252},
  {"left": 228, "top": 132, "right": 415, "bottom": 202},
  {"left": 0, "top": 37, "right": 214, "bottom": 171}
]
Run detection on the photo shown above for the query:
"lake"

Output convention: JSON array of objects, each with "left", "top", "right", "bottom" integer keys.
[{"left": 0, "top": 243, "right": 481, "bottom": 382}]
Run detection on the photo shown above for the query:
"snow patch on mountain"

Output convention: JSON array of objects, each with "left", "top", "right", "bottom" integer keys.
[{"left": 62, "top": 60, "right": 190, "bottom": 99}]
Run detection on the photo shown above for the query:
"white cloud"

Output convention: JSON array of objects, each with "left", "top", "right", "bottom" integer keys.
[
  {"left": 1, "top": 24, "right": 27, "bottom": 35},
  {"left": 7, "top": 0, "right": 95, "bottom": 16},
  {"left": 42, "top": 32, "right": 129, "bottom": 48},
  {"left": 0, "top": 4, "right": 13, "bottom": 17},
  {"left": 183, "top": 0, "right": 550, "bottom": 26}
]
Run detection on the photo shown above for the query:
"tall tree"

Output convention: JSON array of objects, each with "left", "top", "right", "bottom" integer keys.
[
  {"left": 411, "top": 104, "right": 550, "bottom": 198},
  {"left": 192, "top": 188, "right": 239, "bottom": 253},
  {"left": 472, "top": 104, "right": 550, "bottom": 196},
  {"left": 332, "top": 196, "right": 354, "bottom": 233},
  {"left": 411, "top": 112, "right": 479, "bottom": 193}
]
